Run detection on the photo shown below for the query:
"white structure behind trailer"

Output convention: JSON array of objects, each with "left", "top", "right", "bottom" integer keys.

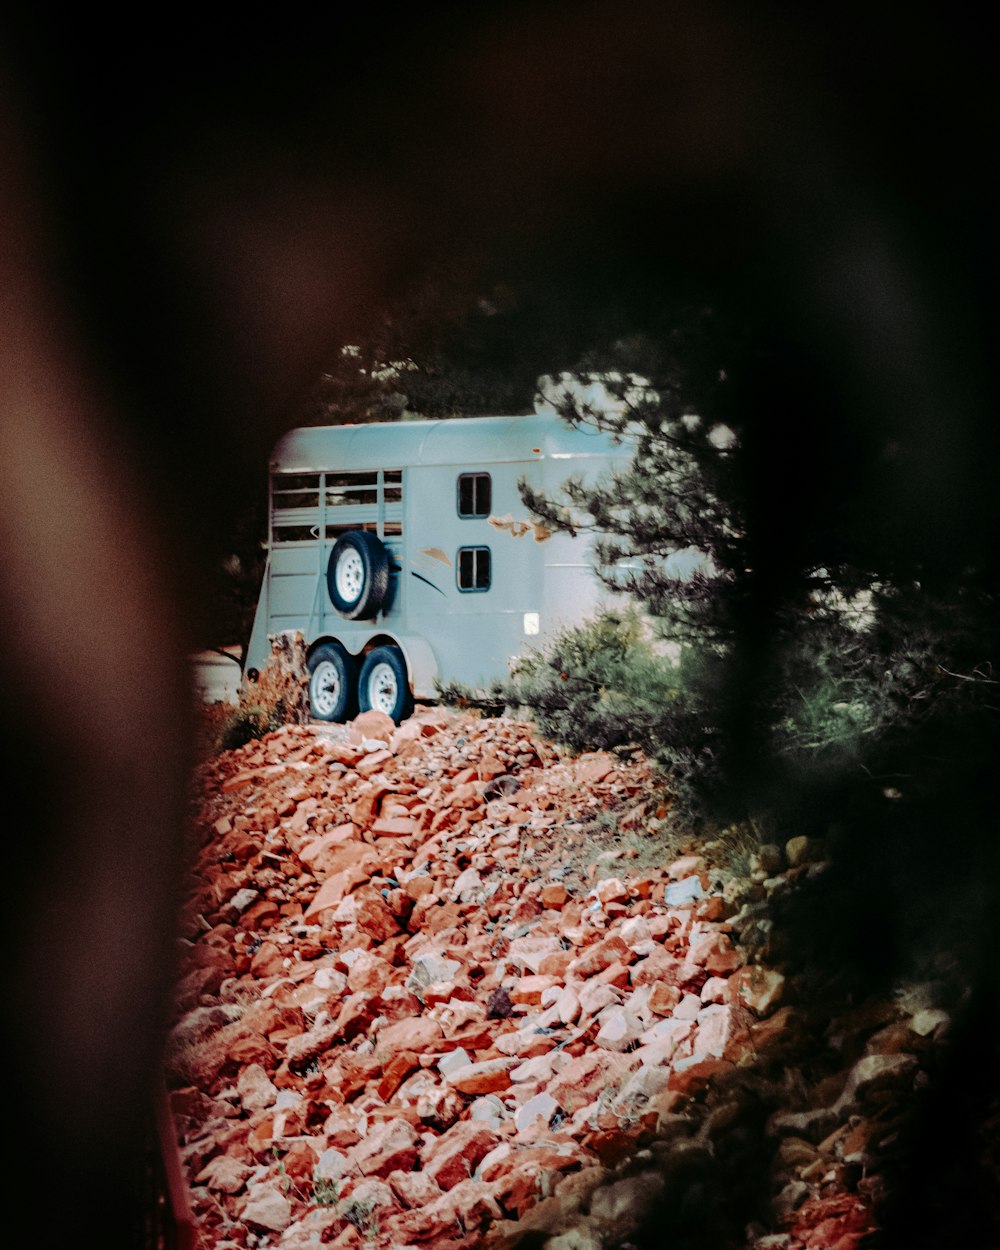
[{"left": 244, "top": 413, "right": 635, "bottom": 723}]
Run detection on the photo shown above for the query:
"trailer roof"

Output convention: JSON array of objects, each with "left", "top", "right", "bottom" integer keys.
[{"left": 270, "top": 412, "right": 628, "bottom": 473}]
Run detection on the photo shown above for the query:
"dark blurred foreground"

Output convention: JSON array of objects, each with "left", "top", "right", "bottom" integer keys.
[{"left": 0, "top": 6, "right": 995, "bottom": 1247}]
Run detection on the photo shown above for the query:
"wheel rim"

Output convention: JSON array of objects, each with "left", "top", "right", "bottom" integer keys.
[
  {"left": 366, "top": 661, "right": 398, "bottom": 715},
  {"left": 335, "top": 548, "right": 365, "bottom": 602},
  {"left": 311, "top": 660, "right": 342, "bottom": 716}
]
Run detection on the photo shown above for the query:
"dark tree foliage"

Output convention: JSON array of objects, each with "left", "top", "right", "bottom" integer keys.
[
  {"left": 507, "top": 318, "right": 999, "bottom": 845},
  {"left": 197, "top": 493, "right": 268, "bottom": 665},
  {"left": 300, "top": 266, "right": 555, "bottom": 423}
]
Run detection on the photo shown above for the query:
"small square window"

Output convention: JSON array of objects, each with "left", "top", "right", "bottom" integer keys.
[
  {"left": 457, "top": 472, "right": 491, "bottom": 518},
  {"left": 457, "top": 546, "right": 491, "bottom": 592}
]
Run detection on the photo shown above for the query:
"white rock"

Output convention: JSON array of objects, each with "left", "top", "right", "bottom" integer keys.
[
  {"left": 910, "top": 1008, "right": 950, "bottom": 1038},
  {"left": 437, "top": 1047, "right": 472, "bottom": 1077},
  {"left": 452, "top": 867, "right": 483, "bottom": 902},
  {"left": 674, "top": 993, "right": 703, "bottom": 1020},
  {"left": 578, "top": 982, "right": 622, "bottom": 1018},
  {"left": 595, "top": 1007, "right": 643, "bottom": 1052},
  {"left": 469, "top": 1095, "right": 507, "bottom": 1131},
  {"left": 314, "top": 1147, "right": 349, "bottom": 1180},
  {"left": 237, "top": 1062, "right": 278, "bottom": 1111},
  {"left": 664, "top": 876, "right": 704, "bottom": 907},
  {"left": 515, "top": 1091, "right": 560, "bottom": 1133},
  {"left": 229, "top": 888, "right": 259, "bottom": 913},
  {"left": 241, "top": 1183, "right": 293, "bottom": 1232},
  {"left": 408, "top": 952, "right": 462, "bottom": 989}
]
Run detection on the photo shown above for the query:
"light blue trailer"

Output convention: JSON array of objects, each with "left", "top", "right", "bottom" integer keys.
[{"left": 244, "top": 412, "right": 635, "bottom": 723}]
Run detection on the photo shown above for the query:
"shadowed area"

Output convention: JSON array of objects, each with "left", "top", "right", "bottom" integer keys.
[{"left": 0, "top": 5, "right": 995, "bottom": 1247}]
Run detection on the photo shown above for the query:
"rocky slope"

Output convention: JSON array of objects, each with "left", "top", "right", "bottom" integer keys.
[{"left": 168, "top": 705, "right": 954, "bottom": 1249}]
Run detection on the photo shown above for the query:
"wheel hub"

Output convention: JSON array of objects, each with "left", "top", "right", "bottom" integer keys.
[
  {"left": 335, "top": 549, "right": 364, "bottom": 601},
  {"left": 367, "top": 662, "right": 397, "bottom": 715},
  {"left": 311, "top": 661, "right": 341, "bottom": 716}
]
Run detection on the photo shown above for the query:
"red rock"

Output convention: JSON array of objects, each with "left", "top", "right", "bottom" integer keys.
[
  {"left": 424, "top": 1120, "right": 502, "bottom": 1190},
  {"left": 350, "top": 887, "right": 402, "bottom": 940},
  {"left": 356, "top": 749, "right": 394, "bottom": 776},
  {"left": 350, "top": 1117, "right": 420, "bottom": 1178},
  {"left": 298, "top": 822, "right": 356, "bottom": 861},
  {"left": 510, "top": 974, "right": 558, "bottom": 1006},
  {"left": 690, "top": 1004, "right": 744, "bottom": 1061},
  {"left": 332, "top": 991, "right": 379, "bottom": 1042},
  {"left": 733, "top": 966, "right": 786, "bottom": 1017},
  {"left": 540, "top": 882, "right": 570, "bottom": 908},
  {"left": 694, "top": 896, "right": 731, "bottom": 922},
  {"left": 537, "top": 949, "right": 573, "bottom": 978},
  {"left": 326, "top": 1051, "right": 381, "bottom": 1099},
  {"left": 403, "top": 874, "right": 435, "bottom": 902},
  {"left": 396, "top": 1070, "right": 465, "bottom": 1128},
  {"left": 249, "top": 941, "right": 287, "bottom": 979},
  {"left": 303, "top": 867, "right": 369, "bottom": 920},
  {"left": 377, "top": 1051, "right": 420, "bottom": 1101},
  {"left": 350, "top": 784, "right": 394, "bottom": 829},
  {"left": 581, "top": 1125, "right": 641, "bottom": 1168},
  {"left": 246, "top": 1117, "right": 274, "bottom": 1154},
  {"left": 666, "top": 854, "right": 706, "bottom": 879},
  {"left": 446, "top": 1020, "right": 499, "bottom": 1051},
  {"left": 419, "top": 900, "right": 467, "bottom": 935},
  {"left": 328, "top": 1223, "right": 363, "bottom": 1248},
  {"left": 424, "top": 1178, "right": 503, "bottom": 1236},
  {"left": 444, "top": 1057, "right": 516, "bottom": 1095},
  {"left": 682, "top": 926, "right": 742, "bottom": 978},
  {"left": 175, "top": 714, "right": 913, "bottom": 1250},
  {"left": 351, "top": 709, "right": 396, "bottom": 741},
  {"left": 567, "top": 934, "right": 631, "bottom": 979},
  {"left": 196, "top": 1155, "right": 253, "bottom": 1194},
  {"left": 371, "top": 815, "right": 418, "bottom": 837},
  {"left": 221, "top": 769, "right": 258, "bottom": 794},
  {"left": 548, "top": 1053, "right": 628, "bottom": 1114},
  {"left": 595, "top": 876, "right": 630, "bottom": 905},
  {"left": 477, "top": 753, "right": 508, "bottom": 781},
  {"left": 321, "top": 1104, "right": 364, "bottom": 1148},
  {"left": 667, "top": 1056, "right": 735, "bottom": 1097},
  {"left": 387, "top": 1168, "right": 443, "bottom": 1209},
  {"left": 278, "top": 1138, "right": 320, "bottom": 1183},
  {"left": 239, "top": 899, "right": 281, "bottom": 930},
  {"left": 345, "top": 950, "right": 393, "bottom": 994},
  {"left": 575, "top": 753, "right": 615, "bottom": 784},
  {"left": 377, "top": 1015, "right": 444, "bottom": 1052},
  {"left": 647, "top": 982, "right": 683, "bottom": 1015},
  {"left": 593, "top": 960, "right": 631, "bottom": 990}
]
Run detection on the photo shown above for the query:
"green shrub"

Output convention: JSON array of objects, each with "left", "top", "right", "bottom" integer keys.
[
  {"left": 221, "top": 696, "right": 288, "bottom": 750},
  {"left": 446, "top": 583, "right": 998, "bottom": 837},
  {"left": 438, "top": 608, "right": 726, "bottom": 828}
]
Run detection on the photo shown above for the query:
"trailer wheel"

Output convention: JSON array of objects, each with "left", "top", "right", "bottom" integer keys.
[
  {"left": 327, "top": 531, "right": 390, "bottom": 619},
  {"left": 307, "top": 642, "right": 357, "bottom": 722},
  {"left": 358, "top": 646, "right": 413, "bottom": 724}
]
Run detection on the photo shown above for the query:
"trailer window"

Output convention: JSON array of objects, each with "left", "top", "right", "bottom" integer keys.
[
  {"left": 271, "top": 473, "right": 321, "bottom": 543},
  {"left": 457, "top": 472, "right": 491, "bottom": 518},
  {"left": 272, "top": 473, "right": 321, "bottom": 510},
  {"left": 457, "top": 546, "right": 491, "bottom": 592},
  {"left": 269, "top": 468, "right": 402, "bottom": 544}
]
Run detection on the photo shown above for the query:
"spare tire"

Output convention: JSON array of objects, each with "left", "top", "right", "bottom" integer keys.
[{"left": 326, "top": 531, "right": 390, "bottom": 619}]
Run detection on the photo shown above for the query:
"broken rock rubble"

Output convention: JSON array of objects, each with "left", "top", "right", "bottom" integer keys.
[{"left": 170, "top": 706, "right": 948, "bottom": 1249}]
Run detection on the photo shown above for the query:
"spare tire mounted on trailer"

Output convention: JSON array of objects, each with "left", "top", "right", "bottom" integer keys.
[{"left": 327, "top": 531, "right": 390, "bottom": 619}]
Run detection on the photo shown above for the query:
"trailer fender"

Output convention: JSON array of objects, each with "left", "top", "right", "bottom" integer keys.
[{"left": 392, "top": 635, "right": 439, "bottom": 700}]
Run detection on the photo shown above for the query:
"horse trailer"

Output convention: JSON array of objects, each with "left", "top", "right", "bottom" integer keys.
[{"left": 244, "top": 412, "right": 636, "bottom": 723}]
